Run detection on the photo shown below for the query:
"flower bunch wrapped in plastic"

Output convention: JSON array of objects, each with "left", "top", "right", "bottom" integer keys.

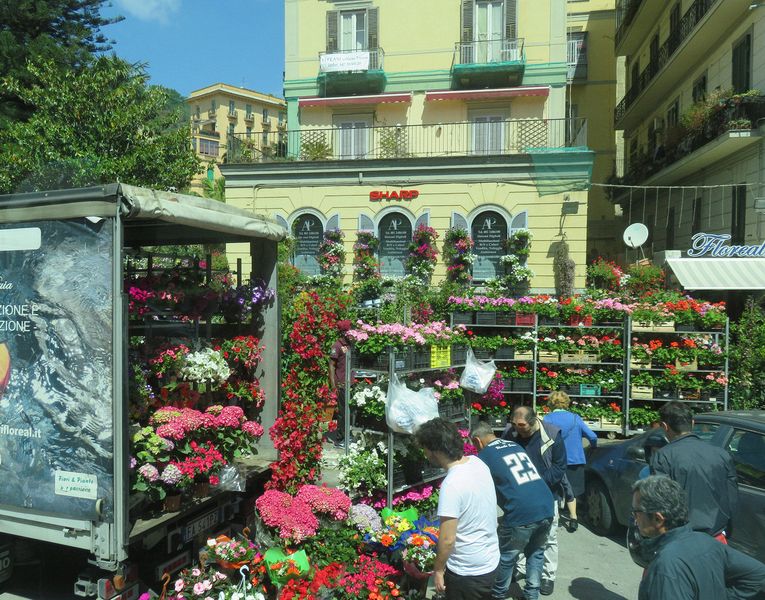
[{"left": 206, "top": 535, "right": 259, "bottom": 566}]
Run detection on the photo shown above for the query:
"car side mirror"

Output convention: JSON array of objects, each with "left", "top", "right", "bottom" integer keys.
[{"left": 626, "top": 445, "right": 646, "bottom": 460}]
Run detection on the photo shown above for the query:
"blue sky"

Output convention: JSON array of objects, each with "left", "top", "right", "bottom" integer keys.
[{"left": 102, "top": 0, "right": 285, "bottom": 98}]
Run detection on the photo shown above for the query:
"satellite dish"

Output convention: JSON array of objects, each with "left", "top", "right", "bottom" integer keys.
[{"left": 623, "top": 223, "right": 649, "bottom": 249}]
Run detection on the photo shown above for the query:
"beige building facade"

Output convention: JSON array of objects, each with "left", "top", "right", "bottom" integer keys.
[{"left": 223, "top": 0, "right": 596, "bottom": 291}]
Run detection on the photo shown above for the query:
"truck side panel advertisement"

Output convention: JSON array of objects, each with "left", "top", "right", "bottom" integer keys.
[{"left": 0, "top": 219, "right": 114, "bottom": 522}]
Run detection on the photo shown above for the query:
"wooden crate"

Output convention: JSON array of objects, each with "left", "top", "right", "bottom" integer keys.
[
  {"left": 538, "top": 351, "right": 560, "bottom": 362},
  {"left": 515, "top": 350, "right": 534, "bottom": 361},
  {"left": 631, "top": 385, "right": 654, "bottom": 400},
  {"left": 560, "top": 351, "right": 581, "bottom": 363},
  {"left": 579, "top": 351, "right": 600, "bottom": 363},
  {"left": 632, "top": 321, "right": 653, "bottom": 331},
  {"left": 630, "top": 357, "right": 651, "bottom": 369},
  {"left": 651, "top": 320, "right": 676, "bottom": 332},
  {"left": 675, "top": 358, "right": 698, "bottom": 371},
  {"left": 600, "top": 417, "right": 622, "bottom": 430}
]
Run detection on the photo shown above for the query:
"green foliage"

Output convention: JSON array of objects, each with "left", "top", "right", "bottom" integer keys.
[
  {"left": 300, "top": 138, "right": 333, "bottom": 160},
  {"left": 624, "top": 262, "right": 665, "bottom": 296},
  {"left": 553, "top": 240, "right": 575, "bottom": 298},
  {"left": 202, "top": 176, "right": 225, "bottom": 202},
  {"left": 628, "top": 407, "right": 661, "bottom": 428},
  {"left": 0, "top": 0, "right": 121, "bottom": 125},
  {"left": 730, "top": 298, "right": 765, "bottom": 410},
  {"left": 0, "top": 56, "right": 201, "bottom": 193},
  {"left": 299, "top": 524, "right": 361, "bottom": 568}
]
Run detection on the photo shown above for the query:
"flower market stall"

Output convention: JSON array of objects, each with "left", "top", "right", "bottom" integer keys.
[{"left": 0, "top": 184, "right": 285, "bottom": 599}]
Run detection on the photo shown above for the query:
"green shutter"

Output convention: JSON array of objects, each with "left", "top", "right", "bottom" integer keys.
[
  {"left": 461, "top": 0, "right": 474, "bottom": 42},
  {"left": 367, "top": 7, "right": 379, "bottom": 50},
  {"left": 505, "top": 0, "right": 517, "bottom": 39},
  {"left": 326, "top": 10, "right": 338, "bottom": 52}
]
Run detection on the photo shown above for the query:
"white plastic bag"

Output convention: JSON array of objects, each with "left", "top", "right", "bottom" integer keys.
[
  {"left": 459, "top": 347, "right": 496, "bottom": 394},
  {"left": 386, "top": 373, "right": 439, "bottom": 434}
]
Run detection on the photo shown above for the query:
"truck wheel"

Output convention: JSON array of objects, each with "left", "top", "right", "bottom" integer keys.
[{"left": 584, "top": 478, "right": 616, "bottom": 535}]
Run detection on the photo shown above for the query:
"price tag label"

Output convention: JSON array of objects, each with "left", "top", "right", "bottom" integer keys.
[{"left": 430, "top": 345, "right": 451, "bottom": 369}]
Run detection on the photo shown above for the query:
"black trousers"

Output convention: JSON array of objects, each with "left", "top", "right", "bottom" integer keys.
[
  {"left": 445, "top": 566, "right": 498, "bottom": 600},
  {"left": 333, "top": 387, "right": 345, "bottom": 443}
]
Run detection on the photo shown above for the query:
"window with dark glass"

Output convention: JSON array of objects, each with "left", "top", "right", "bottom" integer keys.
[
  {"left": 666, "top": 99, "right": 679, "bottom": 128},
  {"left": 567, "top": 32, "right": 588, "bottom": 80},
  {"left": 665, "top": 207, "right": 676, "bottom": 249},
  {"left": 732, "top": 185, "right": 746, "bottom": 245},
  {"left": 726, "top": 430, "right": 765, "bottom": 490},
  {"left": 732, "top": 34, "right": 752, "bottom": 94},
  {"left": 692, "top": 196, "right": 702, "bottom": 236},
  {"left": 692, "top": 73, "right": 707, "bottom": 103}
]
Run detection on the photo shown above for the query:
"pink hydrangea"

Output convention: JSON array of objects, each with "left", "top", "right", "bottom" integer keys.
[
  {"left": 295, "top": 484, "right": 352, "bottom": 520},
  {"left": 242, "top": 421, "right": 264, "bottom": 438},
  {"left": 138, "top": 463, "right": 159, "bottom": 482},
  {"left": 255, "top": 489, "right": 319, "bottom": 544}
]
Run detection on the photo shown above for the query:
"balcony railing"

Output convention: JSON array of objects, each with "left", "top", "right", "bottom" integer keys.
[
  {"left": 454, "top": 38, "right": 524, "bottom": 65},
  {"left": 318, "top": 47, "right": 384, "bottom": 73},
  {"left": 615, "top": 0, "right": 720, "bottom": 125},
  {"left": 225, "top": 118, "right": 587, "bottom": 164}
]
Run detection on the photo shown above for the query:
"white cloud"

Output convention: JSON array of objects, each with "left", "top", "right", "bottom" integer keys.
[{"left": 116, "top": 0, "right": 182, "bottom": 23}]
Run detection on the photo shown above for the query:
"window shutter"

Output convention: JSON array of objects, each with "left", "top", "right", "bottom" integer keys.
[
  {"left": 367, "top": 7, "right": 379, "bottom": 50},
  {"left": 326, "top": 10, "right": 338, "bottom": 52},
  {"left": 505, "top": 0, "right": 517, "bottom": 39},
  {"left": 461, "top": 0, "right": 474, "bottom": 43}
]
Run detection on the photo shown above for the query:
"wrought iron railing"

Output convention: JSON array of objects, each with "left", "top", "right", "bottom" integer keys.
[
  {"left": 615, "top": 0, "right": 645, "bottom": 48},
  {"left": 318, "top": 47, "right": 384, "bottom": 72},
  {"left": 225, "top": 118, "right": 587, "bottom": 164},
  {"left": 615, "top": 0, "right": 720, "bottom": 124},
  {"left": 454, "top": 38, "right": 525, "bottom": 65}
]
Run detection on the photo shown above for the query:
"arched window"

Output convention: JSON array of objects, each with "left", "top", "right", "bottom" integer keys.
[
  {"left": 377, "top": 211, "right": 413, "bottom": 277},
  {"left": 292, "top": 213, "right": 324, "bottom": 275},
  {"left": 470, "top": 209, "right": 509, "bottom": 281}
]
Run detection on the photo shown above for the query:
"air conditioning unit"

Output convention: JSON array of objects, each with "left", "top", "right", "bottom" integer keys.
[{"left": 653, "top": 116, "right": 665, "bottom": 132}]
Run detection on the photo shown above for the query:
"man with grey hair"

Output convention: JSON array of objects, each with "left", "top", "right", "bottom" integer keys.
[
  {"left": 471, "top": 421, "right": 554, "bottom": 600},
  {"left": 633, "top": 475, "right": 765, "bottom": 599}
]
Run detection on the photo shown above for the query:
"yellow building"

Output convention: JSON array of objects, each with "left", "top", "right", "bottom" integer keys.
[
  {"left": 613, "top": 0, "right": 765, "bottom": 272},
  {"left": 222, "top": 0, "right": 595, "bottom": 292},
  {"left": 567, "top": 0, "right": 622, "bottom": 260},
  {"left": 187, "top": 83, "right": 286, "bottom": 193}
]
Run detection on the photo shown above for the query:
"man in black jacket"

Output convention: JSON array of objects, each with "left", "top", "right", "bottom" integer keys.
[
  {"left": 633, "top": 475, "right": 765, "bottom": 599},
  {"left": 504, "top": 406, "right": 567, "bottom": 596},
  {"left": 650, "top": 402, "right": 738, "bottom": 540}
]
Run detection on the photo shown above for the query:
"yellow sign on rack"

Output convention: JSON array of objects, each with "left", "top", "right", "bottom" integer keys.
[{"left": 431, "top": 345, "right": 451, "bottom": 368}]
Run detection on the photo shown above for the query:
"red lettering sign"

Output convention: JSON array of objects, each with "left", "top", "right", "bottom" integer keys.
[{"left": 369, "top": 190, "right": 419, "bottom": 202}]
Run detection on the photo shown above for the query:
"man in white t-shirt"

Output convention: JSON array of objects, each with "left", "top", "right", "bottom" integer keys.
[{"left": 416, "top": 418, "right": 500, "bottom": 600}]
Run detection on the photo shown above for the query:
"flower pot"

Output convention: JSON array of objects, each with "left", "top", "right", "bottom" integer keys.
[
  {"left": 451, "top": 311, "right": 474, "bottom": 325},
  {"left": 403, "top": 560, "right": 433, "bottom": 582},
  {"left": 655, "top": 388, "right": 674, "bottom": 399},
  {"left": 494, "top": 347, "right": 515, "bottom": 360},
  {"left": 475, "top": 311, "right": 497, "bottom": 325},
  {"left": 412, "top": 347, "right": 431, "bottom": 369},
  {"left": 193, "top": 481, "right": 210, "bottom": 499},
  {"left": 438, "top": 400, "right": 464, "bottom": 420},
  {"left": 163, "top": 494, "right": 182, "bottom": 513}
]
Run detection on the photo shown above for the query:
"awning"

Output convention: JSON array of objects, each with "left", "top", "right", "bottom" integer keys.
[
  {"left": 666, "top": 258, "right": 765, "bottom": 290},
  {"left": 299, "top": 92, "right": 412, "bottom": 107},
  {"left": 425, "top": 86, "right": 550, "bottom": 102}
]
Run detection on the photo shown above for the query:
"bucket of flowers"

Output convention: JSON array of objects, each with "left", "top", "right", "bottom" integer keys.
[
  {"left": 401, "top": 517, "right": 440, "bottom": 581},
  {"left": 205, "top": 534, "right": 261, "bottom": 571}
]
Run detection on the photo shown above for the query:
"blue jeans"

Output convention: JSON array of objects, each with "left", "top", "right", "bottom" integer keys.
[{"left": 492, "top": 517, "right": 553, "bottom": 600}]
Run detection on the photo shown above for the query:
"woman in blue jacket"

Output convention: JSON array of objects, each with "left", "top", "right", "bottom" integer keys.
[{"left": 543, "top": 390, "right": 598, "bottom": 532}]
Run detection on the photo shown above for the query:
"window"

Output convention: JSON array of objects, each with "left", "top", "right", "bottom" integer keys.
[
  {"left": 649, "top": 33, "right": 659, "bottom": 76},
  {"left": 629, "top": 138, "right": 638, "bottom": 165},
  {"left": 630, "top": 61, "right": 640, "bottom": 94},
  {"left": 665, "top": 207, "right": 676, "bottom": 249},
  {"left": 475, "top": 0, "right": 504, "bottom": 62},
  {"left": 245, "top": 104, "right": 252, "bottom": 118},
  {"left": 668, "top": 3, "right": 681, "bottom": 51},
  {"left": 262, "top": 131, "right": 269, "bottom": 147},
  {"left": 470, "top": 110, "right": 506, "bottom": 155},
  {"left": 279, "top": 112, "right": 286, "bottom": 126},
  {"left": 692, "top": 422, "right": 720, "bottom": 442},
  {"left": 228, "top": 100, "right": 235, "bottom": 116},
  {"left": 326, "top": 8, "right": 378, "bottom": 55},
  {"left": 732, "top": 33, "right": 752, "bottom": 94},
  {"left": 262, "top": 108, "right": 269, "bottom": 123},
  {"left": 195, "top": 105, "right": 200, "bottom": 119},
  {"left": 692, "top": 73, "right": 707, "bottom": 103},
  {"left": 567, "top": 32, "right": 588, "bottom": 80},
  {"left": 228, "top": 123, "right": 235, "bottom": 136},
  {"left": 732, "top": 185, "right": 746, "bottom": 245},
  {"left": 666, "top": 98, "right": 679, "bottom": 128},
  {"left": 692, "top": 196, "right": 702, "bottom": 236},
  {"left": 198, "top": 139, "right": 219, "bottom": 157},
  {"left": 211, "top": 100, "right": 217, "bottom": 111},
  {"left": 246, "top": 127, "right": 252, "bottom": 138},
  {"left": 726, "top": 430, "right": 765, "bottom": 489},
  {"left": 335, "top": 115, "right": 372, "bottom": 159}
]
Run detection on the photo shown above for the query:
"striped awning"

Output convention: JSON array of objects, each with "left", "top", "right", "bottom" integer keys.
[
  {"left": 299, "top": 92, "right": 412, "bottom": 107},
  {"left": 425, "top": 86, "right": 550, "bottom": 102},
  {"left": 666, "top": 258, "right": 765, "bottom": 290}
]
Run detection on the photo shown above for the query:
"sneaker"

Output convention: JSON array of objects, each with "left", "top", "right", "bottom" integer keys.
[
  {"left": 333, "top": 440, "right": 346, "bottom": 449},
  {"left": 567, "top": 518, "right": 579, "bottom": 533},
  {"left": 540, "top": 580, "right": 554, "bottom": 596}
]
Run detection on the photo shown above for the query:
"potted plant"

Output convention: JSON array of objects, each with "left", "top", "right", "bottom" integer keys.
[
  {"left": 628, "top": 407, "right": 660, "bottom": 429},
  {"left": 631, "top": 371, "right": 655, "bottom": 400}
]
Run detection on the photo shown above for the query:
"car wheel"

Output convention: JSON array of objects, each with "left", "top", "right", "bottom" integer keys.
[{"left": 584, "top": 478, "right": 616, "bottom": 535}]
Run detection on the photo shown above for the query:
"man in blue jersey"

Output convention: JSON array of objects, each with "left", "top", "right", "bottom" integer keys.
[{"left": 471, "top": 421, "right": 555, "bottom": 600}]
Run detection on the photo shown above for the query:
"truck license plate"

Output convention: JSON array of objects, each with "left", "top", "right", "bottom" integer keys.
[{"left": 183, "top": 510, "right": 219, "bottom": 542}]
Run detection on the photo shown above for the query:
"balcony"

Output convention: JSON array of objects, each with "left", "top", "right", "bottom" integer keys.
[
  {"left": 317, "top": 48, "right": 385, "bottom": 97},
  {"left": 615, "top": 0, "right": 753, "bottom": 130},
  {"left": 225, "top": 118, "right": 586, "bottom": 164},
  {"left": 452, "top": 38, "right": 525, "bottom": 89},
  {"left": 244, "top": 112, "right": 255, "bottom": 124},
  {"left": 618, "top": 94, "right": 765, "bottom": 186},
  {"left": 615, "top": 0, "right": 654, "bottom": 54}
]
